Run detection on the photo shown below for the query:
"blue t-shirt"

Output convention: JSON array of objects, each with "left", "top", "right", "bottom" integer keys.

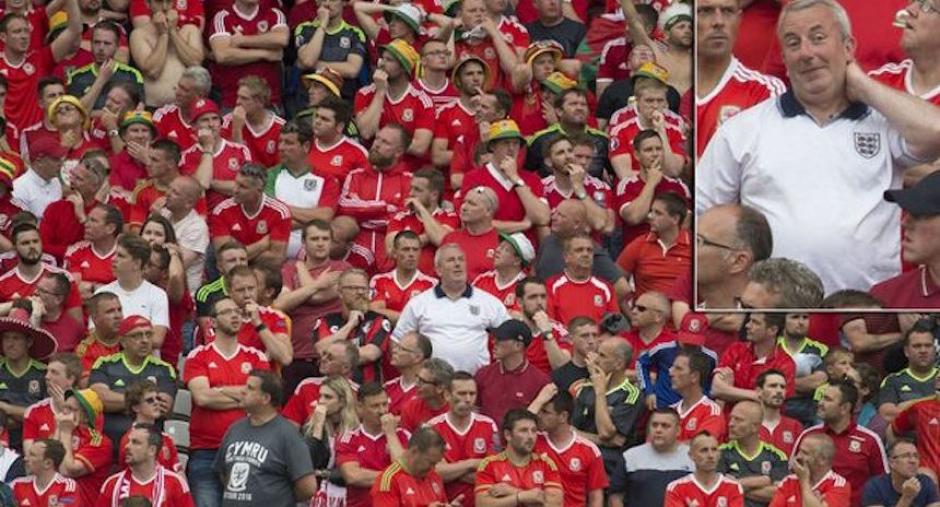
[{"left": 862, "top": 473, "right": 939, "bottom": 507}]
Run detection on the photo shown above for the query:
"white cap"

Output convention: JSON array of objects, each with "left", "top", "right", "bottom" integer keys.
[{"left": 500, "top": 232, "right": 536, "bottom": 265}]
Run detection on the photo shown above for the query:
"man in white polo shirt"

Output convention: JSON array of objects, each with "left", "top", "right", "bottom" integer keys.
[
  {"left": 393, "top": 243, "right": 509, "bottom": 374},
  {"left": 697, "top": 0, "right": 940, "bottom": 295}
]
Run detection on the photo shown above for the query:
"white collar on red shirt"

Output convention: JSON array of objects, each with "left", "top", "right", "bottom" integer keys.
[{"left": 484, "top": 162, "right": 515, "bottom": 191}]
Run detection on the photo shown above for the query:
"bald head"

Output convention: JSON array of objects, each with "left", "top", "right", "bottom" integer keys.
[
  {"left": 331, "top": 216, "right": 360, "bottom": 242},
  {"left": 552, "top": 199, "right": 588, "bottom": 237}
]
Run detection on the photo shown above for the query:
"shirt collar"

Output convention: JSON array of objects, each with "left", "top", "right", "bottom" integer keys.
[
  {"left": 433, "top": 284, "right": 473, "bottom": 299},
  {"left": 922, "top": 266, "right": 940, "bottom": 297},
  {"left": 778, "top": 89, "right": 870, "bottom": 120}
]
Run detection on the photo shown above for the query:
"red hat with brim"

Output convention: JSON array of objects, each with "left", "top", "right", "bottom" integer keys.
[
  {"left": 189, "top": 98, "right": 220, "bottom": 121},
  {"left": 676, "top": 312, "right": 708, "bottom": 347},
  {"left": 0, "top": 308, "right": 58, "bottom": 360}
]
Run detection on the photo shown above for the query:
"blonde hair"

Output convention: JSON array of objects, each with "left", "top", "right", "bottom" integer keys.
[{"left": 304, "top": 376, "right": 359, "bottom": 439}]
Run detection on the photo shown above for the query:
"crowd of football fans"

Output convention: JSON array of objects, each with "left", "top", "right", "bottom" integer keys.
[{"left": 0, "top": 0, "right": 934, "bottom": 504}]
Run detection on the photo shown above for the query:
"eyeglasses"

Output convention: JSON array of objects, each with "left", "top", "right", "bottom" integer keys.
[
  {"left": 891, "top": 452, "right": 920, "bottom": 460},
  {"left": 734, "top": 297, "right": 756, "bottom": 310},
  {"left": 142, "top": 396, "right": 160, "bottom": 405},
  {"left": 417, "top": 376, "right": 437, "bottom": 386},
  {"left": 696, "top": 234, "right": 737, "bottom": 250},
  {"left": 36, "top": 286, "right": 66, "bottom": 298},
  {"left": 913, "top": 0, "right": 940, "bottom": 14}
]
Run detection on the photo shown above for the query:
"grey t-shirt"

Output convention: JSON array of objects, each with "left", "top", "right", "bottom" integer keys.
[{"left": 214, "top": 414, "right": 314, "bottom": 507}]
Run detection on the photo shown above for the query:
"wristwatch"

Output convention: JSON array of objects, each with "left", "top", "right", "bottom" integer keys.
[
  {"left": 575, "top": 191, "right": 588, "bottom": 200},
  {"left": 513, "top": 179, "right": 526, "bottom": 189},
  {"left": 107, "top": 129, "right": 120, "bottom": 138}
]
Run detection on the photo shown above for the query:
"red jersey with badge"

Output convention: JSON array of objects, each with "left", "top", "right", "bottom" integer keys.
[
  {"left": 545, "top": 273, "right": 619, "bottom": 326},
  {"left": 664, "top": 474, "right": 744, "bottom": 507},
  {"left": 339, "top": 163, "right": 412, "bottom": 270},
  {"left": 511, "top": 85, "right": 547, "bottom": 137},
  {"left": 696, "top": 57, "right": 784, "bottom": 157},
  {"left": 384, "top": 376, "right": 417, "bottom": 416},
  {"left": 429, "top": 412, "right": 498, "bottom": 506},
  {"left": 132, "top": 181, "right": 209, "bottom": 224},
  {"left": 718, "top": 342, "right": 797, "bottom": 396},
  {"left": 387, "top": 208, "right": 460, "bottom": 274},
  {"left": 472, "top": 270, "right": 525, "bottom": 309},
  {"left": 0, "top": 264, "right": 83, "bottom": 311},
  {"left": 893, "top": 398, "right": 940, "bottom": 481},
  {"left": 208, "top": 195, "right": 291, "bottom": 247},
  {"left": 759, "top": 416, "right": 804, "bottom": 457},
  {"left": 441, "top": 228, "right": 500, "bottom": 282},
  {"left": 672, "top": 396, "right": 726, "bottom": 442},
  {"left": 533, "top": 433, "right": 608, "bottom": 507},
  {"left": 609, "top": 103, "right": 686, "bottom": 133},
  {"left": 336, "top": 425, "right": 411, "bottom": 507},
  {"left": 24, "top": 397, "right": 105, "bottom": 443},
  {"left": 222, "top": 113, "right": 285, "bottom": 169},
  {"left": 206, "top": 307, "right": 290, "bottom": 354},
  {"left": 526, "top": 321, "right": 572, "bottom": 374},
  {"left": 370, "top": 270, "right": 437, "bottom": 313},
  {"left": 208, "top": 5, "right": 287, "bottom": 107},
  {"left": 457, "top": 164, "right": 546, "bottom": 225},
  {"left": 354, "top": 84, "right": 435, "bottom": 138},
  {"left": 0, "top": 47, "right": 54, "bottom": 129},
  {"left": 97, "top": 466, "right": 193, "bottom": 507},
  {"left": 281, "top": 376, "right": 360, "bottom": 425},
  {"left": 307, "top": 136, "right": 369, "bottom": 181},
  {"left": 433, "top": 100, "right": 476, "bottom": 149},
  {"left": 475, "top": 451, "right": 562, "bottom": 500},
  {"left": 180, "top": 139, "right": 253, "bottom": 210},
  {"left": 770, "top": 471, "right": 850, "bottom": 507},
  {"left": 614, "top": 173, "right": 691, "bottom": 246},
  {"left": 64, "top": 241, "right": 116, "bottom": 286},
  {"left": 415, "top": 78, "right": 459, "bottom": 111},
  {"left": 12, "top": 474, "right": 80, "bottom": 507},
  {"left": 608, "top": 117, "right": 687, "bottom": 173},
  {"left": 153, "top": 104, "right": 197, "bottom": 152},
  {"left": 597, "top": 38, "right": 632, "bottom": 84},
  {"left": 400, "top": 396, "right": 448, "bottom": 433},
  {"left": 182, "top": 342, "right": 271, "bottom": 449},
  {"left": 72, "top": 426, "right": 114, "bottom": 507},
  {"left": 792, "top": 423, "right": 887, "bottom": 507},
  {"left": 372, "top": 460, "right": 449, "bottom": 507},
  {"left": 75, "top": 334, "right": 123, "bottom": 374},
  {"left": 314, "top": 311, "right": 392, "bottom": 384},
  {"left": 541, "top": 174, "right": 613, "bottom": 213}
]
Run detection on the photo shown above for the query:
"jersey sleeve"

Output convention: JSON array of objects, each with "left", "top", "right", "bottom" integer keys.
[
  {"left": 21, "top": 409, "right": 40, "bottom": 441},
  {"left": 473, "top": 459, "right": 497, "bottom": 495},
  {"left": 609, "top": 389, "right": 644, "bottom": 439},
  {"left": 877, "top": 376, "right": 900, "bottom": 407},
  {"left": 182, "top": 350, "right": 207, "bottom": 384},
  {"left": 283, "top": 428, "right": 315, "bottom": 481},
  {"left": 371, "top": 470, "right": 403, "bottom": 507},
  {"left": 585, "top": 449, "right": 609, "bottom": 491},
  {"left": 281, "top": 387, "right": 310, "bottom": 425},
  {"left": 822, "top": 482, "right": 851, "bottom": 507},
  {"left": 271, "top": 212, "right": 292, "bottom": 242},
  {"left": 334, "top": 433, "right": 359, "bottom": 465},
  {"left": 663, "top": 482, "right": 685, "bottom": 507},
  {"left": 320, "top": 176, "right": 341, "bottom": 209},
  {"left": 75, "top": 437, "right": 113, "bottom": 473}
]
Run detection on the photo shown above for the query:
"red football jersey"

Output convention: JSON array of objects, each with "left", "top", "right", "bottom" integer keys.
[
  {"left": 475, "top": 451, "right": 562, "bottom": 500},
  {"left": 307, "top": 136, "right": 369, "bottom": 181},
  {"left": 64, "top": 241, "right": 116, "bottom": 286},
  {"left": 336, "top": 425, "right": 411, "bottom": 507},
  {"left": 433, "top": 100, "right": 476, "bottom": 150},
  {"left": 182, "top": 342, "right": 271, "bottom": 449},
  {"left": 118, "top": 430, "right": 182, "bottom": 474},
  {"left": 718, "top": 343, "right": 796, "bottom": 396},
  {"left": 208, "top": 5, "right": 287, "bottom": 107},
  {"left": 384, "top": 376, "right": 417, "bottom": 416},
  {"left": 792, "top": 423, "right": 887, "bottom": 507},
  {"left": 24, "top": 398, "right": 104, "bottom": 442},
  {"left": 541, "top": 174, "right": 613, "bottom": 213},
  {"left": 282, "top": 376, "right": 360, "bottom": 425},
  {"left": 180, "top": 139, "right": 253, "bottom": 210},
  {"left": 12, "top": 474, "right": 80, "bottom": 507},
  {"left": 386, "top": 208, "right": 460, "bottom": 274},
  {"left": 665, "top": 474, "right": 745, "bottom": 507},
  {"left": 400, "top": 396, "right": 449, "bottom": 433},
  {"left": 545, "top": 273, "right": 619, "bottom": 327},
  {"left": 608, "top": 117, "right": 687, "bottom": 173},
  {"left": 430, "top": 412, "right": 499, "bottom": 506},
  {"left": 614, "top": 173, "right": 691, "bottom": 246},
  {"left": 441, "top": 228, "right": 500, "bottom": 283},
  {"left": 222, "top": 112, "right": 285, "bottom": 169},
  {"left": 208, "top": 195, "right": 291, "bottom": 247},
  {"left": 415, "top": 78, "right": 459, "bottom": 111},
  {"left": 75, "top": 334, "right": 123, "bottom": 374},
  {"left": 472, "top": 270, "right": 525, "bottom": 309},
  {"left": 457, "top": 164, "right": 546, "bottom": 225},
  {"left": 526, "top": 321, "right": 572, "bottom": 374},
  {"left": 870, "top": 59, "right": 940, "bottom": 105},
  {"left": 372, "top": 460, "right": 449, "bottom": 507},
  {"left": 370, "top": 270, "right": 437, "bottom": 313},
  {"left": 0, "top": 264, "right": 83, "bottom": 311},
  {"left": 533, "top": 433, "right": 608, "bottom": 507},
  {"left": 354, "top": 83, "right": 435, "bottom": 137},
  {"left": 759, "top": 416, "right": 803, "bottom": 457},
  {"left": 672, "top": 396, "right": 726, "bottom": 442},
  {"left": 893, "top": 398, "right": 940, "bottom": 481},
  {"left": 97, "top": 467, "right": 194, "bottom": 507},
  {"left": 695, "top": 57, "right": 784, "bottom": 157},
  {"left": 153, "top": 104, "right": 197, "bottom": 152},
  {"left": 608, "top": 103, "right": 686, "bottom": 133},
  {"left": 73, "top": 426, "right": 114, "bottom": 507},
  {"left": 0, "top": 47, "right": 54, "bottom": 128},
  {"left": 770, "top": 471, "right": 850, "bottom": 507},
  {"left": 597, "top": 38, "right": 632, "bottom": 84},
  {"left": 18, "top": 121, "right": 57, "bottom": 162}
]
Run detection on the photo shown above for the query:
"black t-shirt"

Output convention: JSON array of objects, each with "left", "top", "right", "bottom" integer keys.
[
  {"left": 524, "top": 18, "right": 587, "bottom": 57},
  {"left": 596, "top": 79, "right": 682, "bottom": 121},
  {"left": 552, "top": 361, "right": 588, "bottom": 393}
]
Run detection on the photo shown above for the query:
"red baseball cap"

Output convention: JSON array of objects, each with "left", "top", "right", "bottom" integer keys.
[
  {"left": 676, "top": 312, "right": 708, "bottom": 346},
  {"left": 189, "top": 98, "right": 220, "bottom": 121},
  {"left": 30, "top": 136, "right": 68, "bottom": 161},
  {"left": 118, "top": 315, "right": 153, "bottom": 336}
]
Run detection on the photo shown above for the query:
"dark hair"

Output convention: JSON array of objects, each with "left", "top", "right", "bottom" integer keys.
[
  {"left": 676, "top": 350, "right": 712, "bottom": 390},
  {"left": 317, "top": 94, "right": 352, "bottom": 127},
  {"left": 547, "top": 391, "right": 574, "bottom": 419},
  {"left": 491, "top": 89, "right": 512, "bottom": 117},
  {"left": 635, "top": 3, "right": 658, "bottom": 30},
  {"left": 903, "top": 318, "right": 937, "bottom": 346},
  {"left": 567, "top": 315, "right": 596, "bottom": 333},
  {"left": 239, "top": 163, "right": 267, "bottom": 183},
  {"left": 501, "top": 408, "right": 538, "bottom": 433},
  {"left": 514, "top": 276, "right": 544, "bottom": 300},
  {"left": 736, "top": 205, "right": 773, "bottom": 262},
  {"left": 568, "top": 133, "right": 596, "bottom": 151},
  {"left": 393, "top": 230, "right": 421, "bottom": 248},
  {"left": 631, "top": 129, "right": 661, "bottom": 151},
  {"left": 118, "top": 234, "right": 153, "bottom": 270},
  {"left": 252, "top": 259, "right": 283, "bottom": 297},
  {"left": 554, "top": 88, "right": 587, "bottom": 110},
  {"left": 653, "top": 192, "right": 687, "bottom": 222},
  {"left": 43, "top": 272, "right": 71, "bottom": 298},
  {"left": 755, "top": 368, "right": 786, "bottom": 388},
  {"left": 0, "top": 13, "right": 27, "bottom": 33},
  {"left": 281, "top": 120, "right": 313, "bottom": 145},
  {"left": 542, "top": 134, "right": 571, "bottom": 159},
  {"left": 38, "top": 76, "right": 65, "bottom": 97},
  {"left": 408, "top": 426, "right": 446, "bottom": 452},
  {"left": 141, "top": 213, "right": 178, "bottom": 244},
  {"left": 249, "top": 369, "right": 285, "bottom": 407},
  {"left": 853, "top": 362, "right": 881, "bottom": 404},
  {"left": 11, "top": 222, "right": 39, "bottom": 244},
  {"left": 382, "top": 123, "right": 412, "bottom": 152},
  {"left": 125, "top": 379, "right": 158, "bottom": 416},
  {"left": 448, "top": 370, "right": 475, "bottom": 390},
  {"left": 413, "top": 168, "right": 445, "bottom": 199},
  {"left": 357, "top": 381, "right": 386, "bottom": 402},
  {"left": 650, "top": 406, "right": 680, "bottom": 424},
  {"left": 92, "top": 20, "right": 122, "bottom": 43},
  {"left": 130, "top": 422, "right": 164, "bottom": 452},
  {"left": 48, "top": 353, "right": 82, "bottom": 384},
  {"left": 821, "top": 289, "right": 884, "bottom": 309},
  {"left": 151, "top": 139, "right": 182, "bottom": 165},
  {"left": 210, "top": 296, "right": 236, "bottom": 317},
  {"left": 423, "top": 358, "right": 455, "bottom": 386},
  {"left": 301, "top": 219, "right": 332, "bottom": 240},
  {"left": 37, "top": 438, "right": 66, "bottom": 468},
  {"left": 217, "top": 240, "right": 248, "bottom": 259},
  {"left": 89, "top": 291, "right": 120, "bottom": 313},
  {"left": 225, "top": 264, "right": 258, "bottom": 289},
  {"left": 95, "top": 204, "right": 125, "bottom": 238},
  {"left": 762, "top": 313, "right": 786, "bottom": 336},
  {"left": 888, "top": 437, "right": 917, "bottom": 457},
  {"left": 830, "top": 379, "right": 859, "bottom": 410},
  {"left": 0, "top": 74, "right": 7, "bottom": 91},
  {"left": 109, "top": 81, "right": 142, "bottom": 109}
]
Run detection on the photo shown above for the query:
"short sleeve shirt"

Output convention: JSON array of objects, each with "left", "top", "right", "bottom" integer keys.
[{"left": 88, "top": 353, "right": 177, "bottom": 441}]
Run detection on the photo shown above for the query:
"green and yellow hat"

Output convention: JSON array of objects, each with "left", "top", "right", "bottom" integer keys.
[
  {"left": 120, "top": 110, "right": 156, "bottom": 134},
  {"left": 631, "top": 62, "right": 669, "bottom": 86},
  {"left": 302, "top": 67, "right": 344, "bottom": 97},
  {"left": 488, "top": 119, "right": 524, "bottom": 143},
  {"left": 0, "top": 156, "right": 16, "bottom": 189},
  {"left": 541, "top": 71, "right": 578, "bottom": 95},
  {"left": 65, "top": 388, "right": 104, "bottom": 428},
  {"left": 524, "top": 40, "right": 564, "bottom": 66},
  {"left": 383, "top": 38, "right": 421, "bottom": 76},
  {"left": 48, "top": 95, "right": 90, "bottom": 129}
]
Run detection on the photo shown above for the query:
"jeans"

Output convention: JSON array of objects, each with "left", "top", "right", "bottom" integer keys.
[{"left": 188, "top": 449, "right": 223, "bottom": 507}]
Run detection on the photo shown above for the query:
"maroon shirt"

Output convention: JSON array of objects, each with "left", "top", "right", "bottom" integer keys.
[
  {"left": 280, "top": 259, "right": 351, "bottom": 360},
  {"left": 474, "top": 359, "right": 549, "bottom": 425},
  {"left": 870, "top": 265, "right": 940, "bottom": 310}
]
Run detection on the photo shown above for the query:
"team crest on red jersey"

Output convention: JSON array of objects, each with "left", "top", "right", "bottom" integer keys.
[
  {"left": 474, "top": 438, "right": 486, "bottom": 453},
  {"left": 257, "top": 220, "right": 268, "bottom": 234},
  {"left": 258, "top": 20, "right": 268, "bottom": 31},
  {"left": 403, "top": 109, "right": 414, "bottom": 122},
  {"left": 228, "top": 158, "right": 239, "bottom": 170},
  {"left": 266, "top": 140, "right": 276, "bottom": 153},
  {"left": 241, "top": 362, "right": 252, "bottom": 374},
  {"left": 783, "top": 431, "right": 793, "bottom": 443},
  {"left": 532, "top": 471, "right": 544, "bottom": 484},
  {"left": 569, "top": 458, "right": 581, "bottom": 471},
  {"left": 593, "top": 295, "right": 603, "bottom": 307},
  {"left": 331, "top": 155, "right": 342, "bottom": 166},
  {"left": 23, "top": 63, "right": 34, "bottom": 75}
]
